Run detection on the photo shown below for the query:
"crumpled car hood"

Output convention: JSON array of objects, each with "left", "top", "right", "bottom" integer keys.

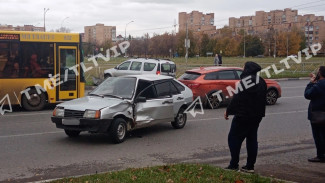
[{"left": 57, "top": 96, "right": 127, "bottom": 111}]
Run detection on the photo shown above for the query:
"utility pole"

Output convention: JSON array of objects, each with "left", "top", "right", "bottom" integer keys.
[
  {"left": 274, "top": 30, "right": 277, "bottom": 58},
  {"left": 243, "top": 30, "right": 246, "bottom": 58},
  {"left": 286, "top": 33, "right": 289, "bottom": 57},
  {"left": 185, "top": 20, "right": 189, "bottom": 69},
  {"left": 43, "top": 8, "right": 49, "bottom": 32}
]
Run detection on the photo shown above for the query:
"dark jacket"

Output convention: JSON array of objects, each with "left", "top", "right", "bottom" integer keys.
[
  {"left": 218, "top": 55, "right": 222, "bottom": 65},
  {"left": 227, "top": 62, "right": 267, "bottom": 118},
  {"left": 304, "top": 79, "right": 325, "bottom": 120}
]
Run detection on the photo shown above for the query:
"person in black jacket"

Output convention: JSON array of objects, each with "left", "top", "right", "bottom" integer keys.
[
  {"left": 304, "top": 66, "right": 325, "bottom": 163},
  {"left": 224, "top": 61, "right": 267, "bottom": 173}
]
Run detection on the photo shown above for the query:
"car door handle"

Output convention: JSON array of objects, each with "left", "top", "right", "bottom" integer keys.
[
  {"left": 162, "top": 100, "right": 173, "bottom": 104},
  {"left": 177, "top": 97, "right": 184, "bottom": 100}
]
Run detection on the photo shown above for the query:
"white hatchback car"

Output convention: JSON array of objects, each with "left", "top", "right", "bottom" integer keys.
[
  {"left": 52, "top": 75, "right": 193, "bottom": 143},
  {"left": 103, "top": 58, "right": 176, "bottom": 78}
]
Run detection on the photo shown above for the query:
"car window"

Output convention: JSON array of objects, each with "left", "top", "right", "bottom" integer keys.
[
  {"left": 170, "top": 81, "right": 179, "bottom": 95},
  {"left": 161, "top": 63, "right": 172, "bottom": 73},
  {"left": 218, "top": 71, "right": 236, "bottom": 80},
  {"left": 204, "top": 72, "right": 218, "bottom": 80},
  {"left": 155, "top": 81, "right": 171, "bottom": 98},
  {"left": 235, "top": 70, "right": 243, "bottom": 79},
  {"left": 130, "top": 61, "right": 142, "bottom": 71},
  {"left": 143, "top": 62, "right": 156, "bottom": 71},
  {"left": 118, "top": 61, "right": 131, "bottom": 70},
  {"left": 172, "top": 80, "right": 185, "bottom": 92},
  {"left": 136, "top": 80, "right": 157, "bottom": 100},
  {"left": 179, "top": 72, "right": 201, "bottom": 80}
]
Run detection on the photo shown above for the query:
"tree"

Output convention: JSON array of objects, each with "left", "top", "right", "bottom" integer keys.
[{"left": 238, "top": 35, "right": 264, "bottom": 57}]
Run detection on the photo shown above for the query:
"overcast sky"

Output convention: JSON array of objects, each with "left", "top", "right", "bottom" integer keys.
[{"left": 0, "top": 0, "right": 324, "bottom": 37}]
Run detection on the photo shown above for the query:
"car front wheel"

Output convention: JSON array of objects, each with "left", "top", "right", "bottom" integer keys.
[
  {"left": 266, "top": 89, "right": 278, "bottom": 105},
  {"left": 110, "top": 118, "right": 127, "bottom": 143},
  {"left": 171, "top": 108, "right": 187, "bottom": 129}
]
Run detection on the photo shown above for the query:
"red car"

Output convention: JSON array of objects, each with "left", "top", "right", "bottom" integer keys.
[{"left": 178, "top": 66, "right": 281, "bottom": 109}]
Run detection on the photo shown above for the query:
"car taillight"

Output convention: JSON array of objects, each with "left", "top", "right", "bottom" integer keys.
[
  {"left": 156, "top": 71, "right": 161, "bottom": 75},
  {"left": 188, "top": 83, "right": 200, "bottom": 89}
]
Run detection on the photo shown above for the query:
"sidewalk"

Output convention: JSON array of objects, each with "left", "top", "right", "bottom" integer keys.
[{"left": 212, "top": 144, "right": 325, "bottom": 183}]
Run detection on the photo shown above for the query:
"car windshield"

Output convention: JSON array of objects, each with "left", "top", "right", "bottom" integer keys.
[
  {"left": 179, "top": 72, "right": 201, "bottom": 80},
  {"left": 90, "top": 77, "right": 136, "bottom": 99}
]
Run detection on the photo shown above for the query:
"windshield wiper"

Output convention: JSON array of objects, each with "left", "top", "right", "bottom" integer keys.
[
  {"left": 103, "top": 94, "right": 124, "bottom": 99},
  {"left": 88, "top": 93, "right": 104, "bottom": 97}
]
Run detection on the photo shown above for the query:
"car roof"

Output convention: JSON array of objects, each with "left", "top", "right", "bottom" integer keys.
[
  {"left": 121, "top": 74, "right": 173, "bottom": 81},
  {"left": 125, "top": 58, "right": 175, "bottom": 64},
  {"left": 185, "top": 66, "right": 243, "bottom": 74}
]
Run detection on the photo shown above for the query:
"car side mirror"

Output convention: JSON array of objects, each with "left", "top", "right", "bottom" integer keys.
[
  {"left": 135, "top": 96, "right": 146, "bottom": 103},
  {"left": 114, "top": 66, "right": 118, "bottom": 69}
]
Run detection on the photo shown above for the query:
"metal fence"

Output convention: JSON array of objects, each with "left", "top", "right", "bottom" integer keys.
[{"left": 84, "top": 60, "right": 325, "bottom": 83}]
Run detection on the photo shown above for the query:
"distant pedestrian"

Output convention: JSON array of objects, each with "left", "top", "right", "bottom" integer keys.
[
  {"left": 304, "top": 66, "right": 325, "bottom": 163},
  {"left": 214, "top": 54, "right": 219, "bottom": 66},
  {"left": 224, "top": 61, "right": 267, "bottom": 173},
  {"left": 218, "top": 54, "right": 223, "bottom": 66}
]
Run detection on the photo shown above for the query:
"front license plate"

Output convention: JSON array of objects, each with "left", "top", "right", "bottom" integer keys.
[{"left": 62, "top": 119, "right": 80, "bottom": 125}]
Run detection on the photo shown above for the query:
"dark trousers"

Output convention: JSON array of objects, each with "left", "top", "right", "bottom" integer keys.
[
  {"left": 311, "top": 123, "right": 325, "bottom": 158},
  {"left": 228, "top": 116, "right": 262, "bottom": 168}
]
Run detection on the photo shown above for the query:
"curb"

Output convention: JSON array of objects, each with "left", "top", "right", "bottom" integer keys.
[{"left": 273, "top": 77, "right": 309, "bottom": 81}]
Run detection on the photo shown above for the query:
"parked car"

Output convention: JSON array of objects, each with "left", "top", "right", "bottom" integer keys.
[
  {"left": 103, "top": 58, "right": 176, "bottom": 78},
  {"left": 52, "top": 75, "right": 193, "bottom": 143},
  {"left": 178, "top": 66, "right": 281, "bottom": 109}
]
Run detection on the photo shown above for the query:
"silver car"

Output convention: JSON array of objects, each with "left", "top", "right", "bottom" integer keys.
[
  {"left": 51, "top": 75, "right": 193, "bottom": 143},
  {"left": 103, "top": 58, "right": 176, "bottom": 78}
]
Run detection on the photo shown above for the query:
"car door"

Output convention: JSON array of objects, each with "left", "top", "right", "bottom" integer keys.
[
  {"left": 171, "top": 80, "right": 185, "bottom": 117},
  {"left": 128, "top": 61, "right": 142, "bottom": 75},
  {"left": 115, "top": 61, "right": 131, "bottom": 76},
  {"left": 217, "top": 70, "right": 238, "bottom": 98},
  {"left": 134, "top": 80, "right": 174, "bottom": 127}
]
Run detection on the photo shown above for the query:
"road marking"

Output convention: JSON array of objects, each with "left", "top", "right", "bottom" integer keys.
[
  {"left": 1, "top": 112, "right": 52, "bottom": 117},
  {"left": 281, "top": 96, "right": 304, "bottom": 99},
  {"left": 188, "top": 110, "right": 307, "bottom": 122},
  {"left": 281, "top": 86, "right": 305, "bottom": 89},
  {"left": 0, "top": 131, "right": 62, "bottom": 139}
]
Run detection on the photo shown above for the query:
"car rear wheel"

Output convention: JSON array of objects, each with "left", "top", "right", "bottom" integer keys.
[
  {"left": 64, "top": 130, "right": 81, "bottom": 138},
  {"left": 171, "top": 108, "right": 187, "bottom": 129},
  {"left": 207, "top": 92, "right": 221, "bottom": 109},
  {"left": 110, "top": 118, "right": 127, "bottom": 144},
  {"left": 266, "top": 89, "right": 278, "bottom": 105},
  {"left": 22, "top": 89, "right": 47, "bottom": 111}
]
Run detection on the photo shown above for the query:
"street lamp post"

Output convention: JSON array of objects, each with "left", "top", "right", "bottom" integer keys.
[
  {"left": 125, "top": 21, "right": 134, "bottom": 41},
  {"left": 43, "top": 8, "right": 49, "bottom": 32},
  {"left": 61, "top": 17, "right": 69, "bottom": 32},
  {"left": 124, "top": 21, "right": 134, "bottom": 57}
]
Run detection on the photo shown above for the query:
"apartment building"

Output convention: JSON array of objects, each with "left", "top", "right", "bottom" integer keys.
[
  {"left": 83, "top": 23, "right": 116, "bottom": 45},
  {"left": 0, "top": 24, "right": 44, "bottom": 31},
  {"left": 179, "top": 11, "right": 217, "bottom": 36},
  {"left": 229, "top": 8, "right": 325, "bottom": 45}
]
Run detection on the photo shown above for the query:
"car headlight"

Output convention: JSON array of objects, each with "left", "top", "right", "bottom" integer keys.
[
  {"left": 83, "top": 110, "right": 101, "bottom": 119},
  {"left": 53, "top": 107, "right": 64, "bottom": 117}
]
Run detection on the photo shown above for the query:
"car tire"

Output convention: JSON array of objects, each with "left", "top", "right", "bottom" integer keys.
[
  {"left": 22, "top": 88, "right": 47, "bottom": 111},
  {"left": 171, "top": 108, "right": 187, "bottom": 129},
  {"left": 206, "top": 92, "right": 222, "bottom": 109},
  {"left": 266, "top": 89, "right": 278, "bottom": 105},
  {"left": 110, "top": 118, "right": 127, "bottom": 144},
  {"left": 104, "top": 73, "right": 111, "bottom": 79},
  {"left": 64, "top": 129, "right": 81, "bottom": 138}
]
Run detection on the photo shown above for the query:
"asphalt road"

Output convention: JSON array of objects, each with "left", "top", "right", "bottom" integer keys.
[{"left": 0, "top": 79, "right": 324, "bottom": 183}]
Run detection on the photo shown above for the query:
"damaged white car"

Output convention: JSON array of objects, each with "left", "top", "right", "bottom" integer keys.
[{"left": 51, "top": 75, "right": 193, "bottom": 143}]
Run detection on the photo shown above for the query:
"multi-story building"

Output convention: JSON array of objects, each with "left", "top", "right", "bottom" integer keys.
[
  {"left": 179, "top": 11, "right": 217, "bottom": 36},
  {"left": 84, "top": 23, "right": 116, "bottom": 45},
  {"left": 0, "top": 24, "right": 44, "bottom": 31},
  {"left": 229, "top": 8, "right": 325, "bottom": 45}
]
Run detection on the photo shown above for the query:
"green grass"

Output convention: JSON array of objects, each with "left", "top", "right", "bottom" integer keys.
[
  {"left": 83, "top": 56, "right": 325, "bottom": 85},
  {"left": 50, "top": 164, "right": 284, "bottom": 183}
]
